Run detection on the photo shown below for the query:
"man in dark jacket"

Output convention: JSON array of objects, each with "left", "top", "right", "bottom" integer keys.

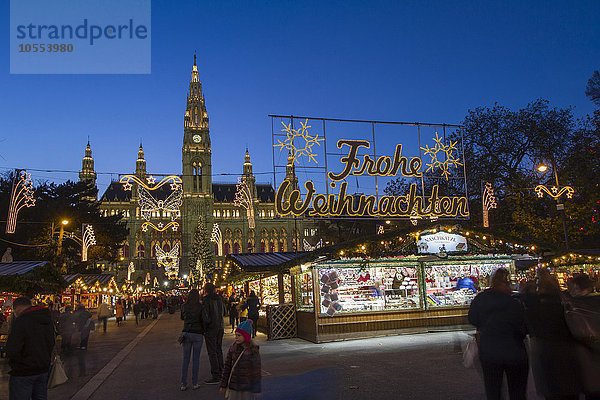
[
  {"left": 6, "top": 297, "right": 55, "bottom": 400},
  {"left": 202, "top": 282, "right": 225, "bottom": 384}
]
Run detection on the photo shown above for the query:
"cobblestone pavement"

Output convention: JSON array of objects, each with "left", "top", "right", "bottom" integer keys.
[{"left": 1, "top": 312, "right": 550, "bottom": 400}]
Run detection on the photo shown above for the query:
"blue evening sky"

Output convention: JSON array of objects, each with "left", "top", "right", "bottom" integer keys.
[{"left": 0, "top": 0, "right": 598, "bottom": 195}]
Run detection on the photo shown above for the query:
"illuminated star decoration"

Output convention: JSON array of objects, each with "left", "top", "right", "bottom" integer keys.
[
  {"left": 534, "top": 185, "right": 574, "bottom": 200},
  {"left": 420, "top": 132, "right": 463, "bottom": 180},
  {"left": 234, "top": 180, "right": 255, "bottom": 229},
  {"left": 155, "top": 243, "right": 180, "bottom": 279},
  {"left": 211, "top": 223, "right": 223, "bottom": 256},
  {"left": 120, "top": 175, "right": 183, "bottom": 232},
  {"left": 6, "top": 170, "right": 36, "bottom": 234},
  {"left": 482, "top": 182, "right": 497, "bottom": 228},
  {"left": 81, "top": 224, "right": 97, "bottom": 262},
  {"left": 274, "top": 119, "right": 323, "bottom": 164}
]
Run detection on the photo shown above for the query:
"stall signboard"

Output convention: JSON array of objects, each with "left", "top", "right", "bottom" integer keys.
[
  {"left": 271, "top": 116, "right": 469, "bottom": 220},
  {"left": 417, "top": 232, "right": 468, "bottom": 254}
]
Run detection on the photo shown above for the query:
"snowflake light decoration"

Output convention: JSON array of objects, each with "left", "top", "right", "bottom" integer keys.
[
  {"left": 274, "top": 119, "right": 323, "bottom": 164},
  {"left": 420, "top": 132, "right": 463, "bottom": 180},
  {"left": 6, "top": 170, "right": 36, "bottom": 234},
  {"left": 234, "top": 180, "right": 255, "bottom": 229}
]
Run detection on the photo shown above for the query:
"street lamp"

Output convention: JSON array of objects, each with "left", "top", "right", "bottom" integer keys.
[
  {"left": 56, "top": 219, "right": 70, "bottom": 256},
  {"left": 535, "top": 161, "right": 572, "bottom": 250}
]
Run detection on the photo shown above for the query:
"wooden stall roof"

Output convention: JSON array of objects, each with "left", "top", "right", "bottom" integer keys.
[
  {"left": 228, "top": 252, "right": 308, "bottom": 273},
  {"left": 0, "top": 261, "right": 49, "bottom": 276},
  {"left": 63, "top": 273, "right": 115, "bottom": 286}
]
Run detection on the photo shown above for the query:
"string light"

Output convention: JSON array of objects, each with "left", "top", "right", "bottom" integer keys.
[
  {"left": 482, "top": 182, "right": 497, "bottom": 228},
  {"left": 211, "top": 223, "right": 222, "bottom": 256},
  {"left": 81, "top": 224, "right": 96, "bottom": 262},
  {"left": 234, "top": 180, "right": 255, "bottom": 229},
  {"left": 6, "top": 170, "right": 36, "bottom": 234},
  {"left": 535, "top": 185, "right": 574, "bottom": 200},
  {"left": 155, "top": 243, "right": 180, "bottom": 279}
]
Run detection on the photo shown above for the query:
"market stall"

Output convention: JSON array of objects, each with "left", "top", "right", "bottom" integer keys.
[{"left": 62, "top": 273, "right": 120, "bottom": 309}]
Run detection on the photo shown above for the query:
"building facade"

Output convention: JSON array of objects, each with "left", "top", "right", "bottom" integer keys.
[{"left": 80, "top": 56, "right": 304, "bottom": 280}]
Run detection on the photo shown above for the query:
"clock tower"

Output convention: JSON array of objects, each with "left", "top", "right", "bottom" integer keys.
[{"left": 182, "top": 54, "right": 213, "bottom": 272}]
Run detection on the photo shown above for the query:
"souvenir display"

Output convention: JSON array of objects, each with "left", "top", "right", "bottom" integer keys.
[
  {"left": 424, "top": 262, "right": 510, "bottom": 307},
  {"left": 318, "top": 266, "right": 420, "bottom": 315},
  {"left": 295, "top": 272, "right": 314, "bottom": 310}
]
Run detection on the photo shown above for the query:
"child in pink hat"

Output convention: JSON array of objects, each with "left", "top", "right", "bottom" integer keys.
[{"left": 219, "top": 320, "right": 262, "bottom": 399}]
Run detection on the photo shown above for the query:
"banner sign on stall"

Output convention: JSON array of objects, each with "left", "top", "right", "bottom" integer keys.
[
  {"left": 271, "top": 116, "right": 470, "bottom": 221},
  {"left": 416, "top": 232, "right": 468, "bottom": 254}
]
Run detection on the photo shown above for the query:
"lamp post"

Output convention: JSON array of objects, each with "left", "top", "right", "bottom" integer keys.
[
  {"left": 56, "top": 219, "right": 69, "bottom": 256},
  {"left": 536, "top": 161, "right": 571, "bottom": 250}
]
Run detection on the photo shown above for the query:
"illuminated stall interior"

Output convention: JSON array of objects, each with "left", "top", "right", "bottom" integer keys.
[
  {"left": 288, "top": 227, "right": 537, "bottom": 343},
  {"left": 62, "top": 273, "right": 120, "bottom": 309}
]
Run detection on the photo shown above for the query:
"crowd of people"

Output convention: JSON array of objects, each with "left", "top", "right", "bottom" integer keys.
[{"left": 469, "top": 269, "right": 600, "bottom": 400}]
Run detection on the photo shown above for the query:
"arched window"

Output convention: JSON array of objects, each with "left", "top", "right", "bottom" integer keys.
[
  {"left": 247, "top": 240, "right": 254, "bottom": 253},
  {"left": 223, "top": 242, "right": 231, "bottom": 255},
  {"left": 269, "top": 240, "right": 275, "bottom": 253},
  {"left": 137, "top": 243, "right": 145, "bottom": 258},
  {"left": 260, "top": 240, "right": 266, "bottom": 253},
  {"left": 193, "top": 161, "right": 202, "bottom": 191},
  {"left": 122, "top": 243, "right": 130, "bottom": 258},
  {"left": 233, "top": 242, "right": 240, "bottom": 254},
  {"left": 214, "top": 243, "right": 219, "bottom": 256}
]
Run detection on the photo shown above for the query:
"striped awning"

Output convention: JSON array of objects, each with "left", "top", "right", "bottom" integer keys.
[
  {"left": 0, "top": 261, "right": 49, "bottom": 276},
  {"left": 228, "top": 252, "right": 308, "bottom": 273},
  {"left": 63, "top": 273, "right": 115, "bottom": 286}
]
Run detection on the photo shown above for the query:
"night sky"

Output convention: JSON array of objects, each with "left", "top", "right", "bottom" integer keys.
[{"left": 0, "top": 0, "right": 598, "bottom": 194}]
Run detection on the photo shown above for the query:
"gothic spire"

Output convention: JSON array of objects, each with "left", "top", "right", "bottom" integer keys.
[
  {"left": 184, "top": 53, "right": 208, "bottom": 130},
  {"left": 79, "top": 140, "right": 96, "bottom": 184},
  {"left": 136, "top": 143, "right": 146, "bottom": 178}
]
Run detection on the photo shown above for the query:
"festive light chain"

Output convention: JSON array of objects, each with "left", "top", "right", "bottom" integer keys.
[
  {"left": 81, "top": 224, "right": 97, "bottom": 262},
  {"left": 303, "top": 238, "right": 323, "bottom": 252},
  {"left": 211, "top": 223, "right": 223, "bottom": 256},
  {"left": 5, "top": 171, "right": 36, "bottom": 234},
  {"left": 534, "top": 185, "right": 574, "bottom": 200},
  {"left": 141, "top": 221, "right": 179, "bottom": 232},
  {"left": 127, "top": 262, "right": 135, "bottom": 281},
  {"left": 420, "top": 132, "right": 463, "bottom": 181},
  {"left": 274, "top": 119, "right": 323, "bottom": 165},
  {"left": 482, "top": 182, "right": 497, "bottom": 228},
  {"left": 155, "top": 242, "right": 180, "bottom": 279},
  {"left": 120, "top": 175, "right": 183, "bottom": 233},
  {"left": 234, "top": 180, "right": 256, "bottom": 229}
]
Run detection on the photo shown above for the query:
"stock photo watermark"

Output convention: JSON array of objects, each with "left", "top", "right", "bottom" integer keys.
[{"left": 10, "top": 0, "right": 151, "bottom": 74}]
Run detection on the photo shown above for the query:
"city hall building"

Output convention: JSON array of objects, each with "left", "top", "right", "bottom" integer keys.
[{"left": 78, "top": 56, "right": 305, "bottom": 279}]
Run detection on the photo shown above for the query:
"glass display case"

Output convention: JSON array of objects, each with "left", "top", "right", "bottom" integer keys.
[
  {"left": 249, "top": 274, "right": 292, "bottom": 306},
  {"left": 317, "top": 264, "right": 421, "bottom": 316},
  {"left": 424, "top": 261, "right": 510, "bottom": 308}
]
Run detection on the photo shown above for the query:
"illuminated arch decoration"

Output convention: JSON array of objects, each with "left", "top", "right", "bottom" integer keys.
[
  {"left": 6, "top": 170, "right": 36, "bottom": 234},
  {"left": 211, "top": 223, "right": 223, "bottom": 256},
  {"left": 274, "top": 119, "right": 323, "bottom": 165},
  {"left": 120, "top": 175, "right": 182, "bottom": 232},
  {"left": 535, "top": 185, "right": 574, "bottom": 200},
  {"left": 156, "top": 242, "right": 180, "bottom": 279},
  {"left": 482, "top": 182, "right": 497, "bottom": 228},
  {"left": 81, "top": 224, "right": 97, "bottom": 262},
  {"left": 141, "top": 221, "right": 179, "bottom": 232},
  {"left": 234, "top": 180, "right": 256, "bottom": 229},
  {"left": 420, "top": 132, "right": 463, "bottom": 181}
]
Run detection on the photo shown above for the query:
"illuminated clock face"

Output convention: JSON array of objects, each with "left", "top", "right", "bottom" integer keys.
[{"left": 192, "top": 134, "right": 202, "bottom": 143}]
